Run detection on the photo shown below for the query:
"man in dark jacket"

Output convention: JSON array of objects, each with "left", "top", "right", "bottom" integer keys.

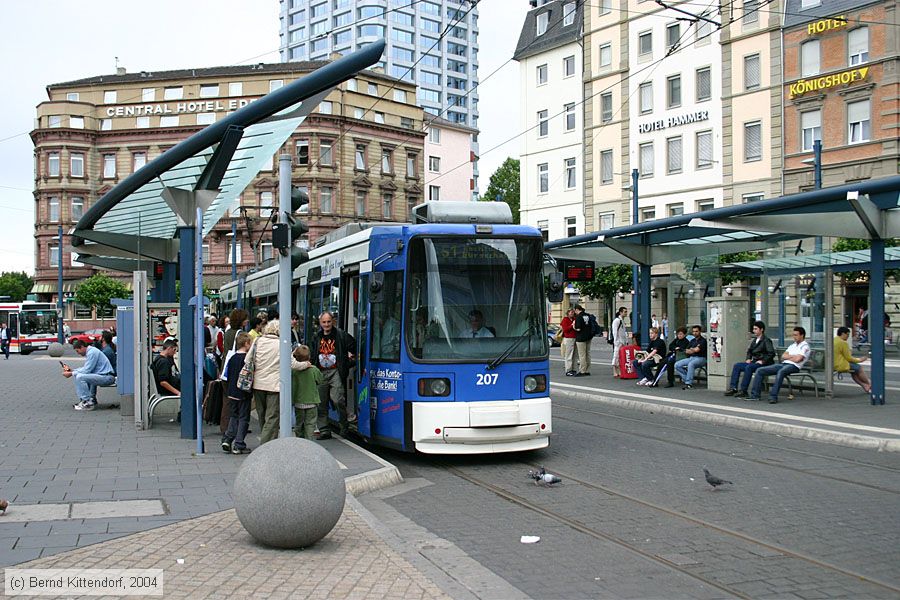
[
  {"left": 632, "top": 327, "right": 667, "bottom": 384},
  {"left": 309, "top": 311, "right": 356, "bottom": 438},
  {"left": 675, "top": 325, "right": 707, "bottom": 389},
  {"left": 724, "top": 320, "right": 776, "bottom": 398},
  {"left": 572, "top": 305, "right": 592, "bottom": 377},
  {"left": 661, "top": 326, "right": 691, "bottom": 388}
]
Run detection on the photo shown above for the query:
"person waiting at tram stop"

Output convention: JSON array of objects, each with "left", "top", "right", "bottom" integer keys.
[
  {"left": 572, "top": 305, "right": 592, "bottom": 377},
  {"left": 834, "top": 326, "right": 871, "bottom": 394},
  {"left": 459, "top": 309, "right": 494, "bottom": 338},
  {"left": 675, "top": 325, "right": 708, "bottom": 390},
  {"left": 100, "top": 331, "right": 117, "bottom": 377},
  {"left": 660, "top": 326, "right": 690, "bottom": 388},
  {"left": 633, "top": 327, "right": 666, "bottom": 385},
  {"left": 748, "top": 326, "right": 811, "bottom": 403},
  {"left": 560, "top": 308, "right": 578, "bottom": 376},
  {"left": 64, "top": 339, "right": 115, "bottom": 411},
  {"left": 311, "top": 311, "right": 356, "bottom": 439},
  {"left": 724, "top": 320, "right": 775, "bottom": 398}
]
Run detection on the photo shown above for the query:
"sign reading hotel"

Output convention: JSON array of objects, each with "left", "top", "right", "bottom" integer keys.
[
  {"left": 638, "top": 110, "right": 709, "bottom": 134},
  {"left": 789, "top": 66, "right": 868, "bottom": 98},
  {"left": 105, "top": 98, "right": 258, "bottom": 117},
  {"left": 806, "top": 15, "right": 847, "bottom": 35}
]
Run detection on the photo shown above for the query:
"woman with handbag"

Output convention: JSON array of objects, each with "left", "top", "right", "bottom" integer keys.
[
  {"left": 560, "top": 309, "right": 578, "bottom": 376},
  {"left": 239, "top": 320, "right": 312, "bottom": 445}
]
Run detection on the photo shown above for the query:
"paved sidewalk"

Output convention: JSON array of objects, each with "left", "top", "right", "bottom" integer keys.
[{"left": 4, "top": 499, "right": 450, "bottom": 600}]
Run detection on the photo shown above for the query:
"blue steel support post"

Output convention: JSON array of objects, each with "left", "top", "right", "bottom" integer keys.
[
  {"left": 639, "top": 264, "right": 651, "bottom": 341},
  {"left": 177, "top": 226, "right": 197, "bottom": 439},
  {"left": 194, "top": 207, "right": 205, "bottom": 453},
  {"left": 278, "top": 155, "right": 293, "bottom": 439},
  {"left": 631, "top": 169, "right": 640, "bottom": 336},
  {"left": 812, "top": 140, "right": 823, "bottom": 342},
  {"left": 57, "top": 225, "right": 64, "bottom": 343},
  {"left": 870, "top": 238, "right": 885, "bottom": 405},
  {"left": 231, "top": 219, "right": 238, "bottom": 282},
  {"left": 160, "top": 263, "right": 177, "bottom": 302}
]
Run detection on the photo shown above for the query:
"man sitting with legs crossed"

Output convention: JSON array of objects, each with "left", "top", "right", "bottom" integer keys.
[{"left": 748, "top": 326, "right": 811, "bottom": 404}]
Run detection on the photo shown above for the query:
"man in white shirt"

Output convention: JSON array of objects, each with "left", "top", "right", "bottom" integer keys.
[
  {"left": 748, "top": 326, "right": 811, "bottom": 404},
  {"left": 459, "top": 310, "right": 494, "bottom": 338},
  {"left": 0, "top": 322, "right": 10, "bottom": 359}
]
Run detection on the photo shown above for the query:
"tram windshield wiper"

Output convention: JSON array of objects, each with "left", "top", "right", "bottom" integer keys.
[{"left": 486, "top": 325, "right": 535, "bottom": 371}]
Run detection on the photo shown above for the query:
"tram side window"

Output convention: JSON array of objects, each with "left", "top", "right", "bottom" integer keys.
[
  {"left": 306, "top": 285, "right": 324, "bottom": 341},
  {"left": 371, "top": 271, "right": 403, "bottom": 361}
]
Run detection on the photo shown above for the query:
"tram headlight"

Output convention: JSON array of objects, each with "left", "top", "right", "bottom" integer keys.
[
  {"left": 418, "top": 378, "right": 451, "bottom": 397},
  {"left": 524, "top": 374, "right": 546, "bottom": 393}
]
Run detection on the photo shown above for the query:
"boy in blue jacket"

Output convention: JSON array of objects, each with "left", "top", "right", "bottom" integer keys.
[{"left": 222, "top": 332, "right": 253, "bottom": 454}]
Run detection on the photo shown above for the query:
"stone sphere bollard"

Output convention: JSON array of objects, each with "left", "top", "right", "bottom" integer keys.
[
  {"left": 233, "top": 437, "right": 345, "bottom": 548},
  {"left": 47, "top": 343, "right": 65, "bottom": 358}
]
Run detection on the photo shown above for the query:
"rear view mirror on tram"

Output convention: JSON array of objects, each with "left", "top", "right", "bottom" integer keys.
[
  {"left": 547, "top": 272, "right": 564, "bottom": 303},
  {"left": 370, "top": 272, "right": 385, "bottom": 304}
]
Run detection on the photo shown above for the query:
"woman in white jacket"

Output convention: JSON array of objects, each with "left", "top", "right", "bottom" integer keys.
[
  {"left": 611, "top": 307, "right": 629, "bottom": 378},
  {"left": 251, "top": 320, "right": 311, "bottom": 445}
]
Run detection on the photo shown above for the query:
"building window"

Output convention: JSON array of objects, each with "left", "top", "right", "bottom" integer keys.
[
  {"left": 697, "top": 199, "right": 715, "bottom": 212},
  {"left": 354, "top": 107, "right": 365, "bottom": 120},
  {"left": 393, "top": 89, "right": 407, "bottom": 103},
  {"left": 536, "top": 11, "right": 549, "bottom": 36},
  {"left": 849, "top": 28, "right": 869, "bottom": 65},
  {"left": 566, "top": 216, "right": 577, "bottom": 237},
  {"left": 536, "top": 63, "right": 548, "bottom": 85},
  {"left": 696, "top": 67, "right": 711, "bottom": 101},
  {"left": 48, "top": 115, "right": 63, "bottom": 128},
  {"left": 429, "top": 127, "right": 441, "bottom": 143},
  {"left": 49, "top": 245, "right": 59, "bottom": 268},
  {"left": 201, "top": 244, "right": 211, "bottom": 264},
  {"left": 163, "top": 86, "right": 183, "bottom": 100},
  {"left": 199, "top": 85, "right": 217, "bottom": 98},
  {"left": 381, "top": 149, "right": 393, "bottom": 174},
  {"left": 70, "top": 153, "right": 84, "bottom": 178},
  {"left": 666, "top": 23, "right": 680, "bottom": 49},
  {"left": 259, "top": 191, "right": 274, "bottom": 217},
  {"left": 320, "top": 140, "right": 333, "bottom": 166},
  {"left": 537, "top": 109, "right": 548, "bottom": 137},
  {"left": 319, "top": 101, "right": 333, "bottom": 114},
  {"left": 48, "top": 152, "right": 60, "bottom": 176},
  {"left": 639, "top": 142, "right": 654, "bottom": 177},
  {"left": 601, "top": 92, "right": 613, "bottom": 123},
  {"left": 742, "top": 193, "right": 764, "bottom": 203},
  {"left": 355, "top": 190, "right": 367, "bottom": 216},
  {"left": 743, "top": 0, "right": 759, "bottom": 24},
  {"left": 70, "top": 116, "right": 84, "bottom": 129},
  {"left": 695, "top": 20, "right": 712, "bottom": 45},
  {"left": 641, "top": 208, "right": 655, "bottom": 222},
  {"left": 744, "top": 121, "right": 762, "bottom": 162},
  {"left": 848, "top": 99, "right": 871, "bottom": 144},
  {"left": 133, "top": 152, "right": 147, "bottom": 171},
  {"left": 71, "top": 252, "right": 83, "bottom": 267},
  {"left": 104, "top": 90, "right": 117, "bottom": 104},
  {"left": 428, "top": 185, "right": 440, "bottom": 201},
  {"left": 374, "top": 112, "right": 385, "bottom": 124},
  {"left": 367, "top": 82, "right": 378, "bottom": 96},
  {"left": 564, "top": 158, "right": 576, "bottom": 189},
  {"left": 800, "top": 40, "right": 820, "bottom": 77},
  {"left": 71, "top": 197, "right": 84, "bottom": 221},
  {"left": 160, "top": 115, "right": 179, "bottom": 127},
  {"left": 801, "top": 110, "right": 822, "bottom": 152},
  {"left": 406, "top": 152, "right": 417, "bottom": 177},
  {"left": 428, "top": 156, "right": 441, "bottom": 172},
  {"left": 383, "top": 193, "right": 393, "bottom": 219},
  {"left": 269, "top": 80, "right": 284, "bottom": 92},
  {"left": 565, "top": 103, "right": 576, "bottom": 131},
  {"left": 564, "top": 55, "right": 575, "bottom": 77},
  {"left": 100, "top": 119, "right": 112, "bottom": 131},
  {"left": 600, "top": 149, "right": 613, "bottom": 184},
  {"left": 668, "top": 203, "right": 684, "bottom": 216},
  {"left": 599, "top": 0, "right": 611, "bottom": 15},
  {"left": 638, "top": 31, "right": 652, "bottom": 58},
  {"left": 320, "top": 186, "right": 333, "bottom": 213},
  {"left": 66, "top": 92, "right": 79, "bottom": 101},
  {"left": 260, "top": 242, "right": 273, "bottom": 262},
  {"left": 229, "top": 242, "right": 242, "bottom": 264},
  {"left": 800, "top": 0, "right": 820, "bottom": 8},
  {"left": 599, "top": 212, "right": 615, "bottom": 230},
  {"left": 355, "top": 144, "right": 367, "bottom": 171},
  {"left": 599, "top": 43, "right": 612, "bottom": 69},
  {"left": 667, "top": 74, "right": 681, "bottom": 108},
  {"left": 297, "top": 140, "right": 309, "bottom": 165},
  {"left": 537, "top": 220, "right": 549, "bottom": 242},
  {"left": 744, "top": 54, "right": 761, "bottom": 90},
  {"left": 563, "top": 2, "right": 576, "bottom": 26},
  {"left": 538, "top": 163, "right": 549, "bottom": 193},
  {"left": 49, "top": 197, "right": 60, "bottom": 222},
  {"left": 136, "top": 116, "right": 150, "bottom": 128},
  {"left": 639, "top": 82, "right": 653, "bottom": 114},
  {"left": 666, "top": 136, "right": 682, "bottom": 174},
  {"left": 103, "top": 154, "right": 116, "bottom": 178},
  {"left": 696, "top": 130, "right": 713, "bottom": 169}
]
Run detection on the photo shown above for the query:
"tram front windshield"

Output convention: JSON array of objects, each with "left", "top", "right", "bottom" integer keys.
[
  {"left": 405, "top": 236, "right": 547, "bottom": 362},
  {"left": 19, "top": 310, "right": 58, "bottom": 337}
]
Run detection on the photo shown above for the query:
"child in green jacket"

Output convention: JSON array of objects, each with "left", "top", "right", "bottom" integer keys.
[{"left": 292, "top": 345, "right": 323, "bottom": 439}]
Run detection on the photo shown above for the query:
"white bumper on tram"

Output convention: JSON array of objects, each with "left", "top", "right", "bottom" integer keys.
[{"left": 411, "top": 397, "right": 552, "bottom": 454}]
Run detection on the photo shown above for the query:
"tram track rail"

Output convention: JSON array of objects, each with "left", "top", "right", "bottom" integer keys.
[{"left": 442, "top": 462, "right": 900, "bottom": 598}]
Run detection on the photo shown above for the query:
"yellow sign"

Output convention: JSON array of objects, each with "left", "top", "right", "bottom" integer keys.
[
  {"left": 807, "top": 15, "right": 847, "bottom": 35},
  {"left": 789, "top": 67, "right": 869, "bottom": 98}
]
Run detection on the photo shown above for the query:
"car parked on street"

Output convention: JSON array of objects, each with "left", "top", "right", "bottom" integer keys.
[
  {"left": 547, "top": 323, "right": 562, "bottom": 347},
  {"left": 67, "top": 328, "right": 106, "bottom": 346}
]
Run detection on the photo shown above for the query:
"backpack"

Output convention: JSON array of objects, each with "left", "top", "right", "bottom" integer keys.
[{"left": 588, "top": 314, "right": 602, "bottom": 337}]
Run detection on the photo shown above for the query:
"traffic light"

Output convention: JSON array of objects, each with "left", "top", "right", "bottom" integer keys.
[{"left": 273, "top": 186, "right": 311, "bottom": 269}]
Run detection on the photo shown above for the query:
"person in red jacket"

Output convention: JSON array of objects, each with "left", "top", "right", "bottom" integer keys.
[{"left": 560, "top": 308, "right": 579, "bottom": 376}]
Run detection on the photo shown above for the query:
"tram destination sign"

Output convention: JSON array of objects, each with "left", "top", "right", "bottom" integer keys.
[{"left": 559, "top": 260, "right": 595, "bottom": 282}]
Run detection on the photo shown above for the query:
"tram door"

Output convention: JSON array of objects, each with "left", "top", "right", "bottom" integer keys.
[{"left": 339, "top": 268, "right": 368, "bottom": 435}]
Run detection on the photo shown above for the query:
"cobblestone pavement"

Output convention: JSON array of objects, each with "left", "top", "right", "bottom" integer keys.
[
  {"left": 5, "top": 502, "right": 450, "bottom": 600},
  {"left": 366, "top": 395, "right": 900, "bottom": 599}
]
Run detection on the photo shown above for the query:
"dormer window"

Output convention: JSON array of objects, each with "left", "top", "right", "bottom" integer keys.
[{"left": 536, "top": 11, "right": 549, "bottom": 36}]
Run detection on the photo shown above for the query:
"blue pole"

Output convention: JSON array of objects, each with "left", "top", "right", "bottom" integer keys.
[
  {"left": 278, "top": 155, "right": 293, "bottom": 440},
  {"left": 57, "top": 224, "right": 64, "bottom": 343},
  {"left": 160, "top": 263, "right": 177, "bottom": 302},
  {"left": 813, "top": 140, "right": 823, "bottom": 341},
  {"left": 779, "top": 290, "right": 786, "bottom": 347},
  {"left": 639, "top": 264, "right": 651, "bottom": 341},
  {"left": 869, "top": 238, "right": 885, "bottom": 405},
  {"left": 195, "top": 208, "right": 205, "bottom": 453},
  {"left": 177, "top": 225, "right": 197, "bottom": 439},
  {"left": 631, "top": 169, "right": 640, "bottom": 337},
  {"left": 231, "top": 219, "right": 238, "bottom": 282}
]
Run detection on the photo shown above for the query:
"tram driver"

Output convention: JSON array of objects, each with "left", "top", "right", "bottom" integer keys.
[{"left": 458, "top": 309, "right": 494, "bottom": 338}]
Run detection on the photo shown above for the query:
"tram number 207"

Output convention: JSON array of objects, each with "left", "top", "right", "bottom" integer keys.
[{"left": 476, "top": 373, "right": 499, "bottom": 386}]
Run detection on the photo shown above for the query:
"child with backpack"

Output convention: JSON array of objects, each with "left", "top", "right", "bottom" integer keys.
[
  {"left": 292, "top": 345, "right": 323, "bottom": 440},
  {"left": 222, "top": 332, "right": 253, "bottom": 455}
]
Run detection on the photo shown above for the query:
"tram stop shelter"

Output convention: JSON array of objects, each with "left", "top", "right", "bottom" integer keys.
[
  {"left": 69, "top": 43, "right": 386, "bottom": 438},
  {"left": 545, "top": 177, "right": 900, "bottom": 405}
]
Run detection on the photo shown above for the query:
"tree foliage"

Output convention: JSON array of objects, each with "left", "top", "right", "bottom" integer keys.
[
  {"left": 574, "top": 264, "right": 633, "bottom": 326},
  {"left": 483, "top": 157, "right": 520, "bottom": 224},
  {"left": 75, "top": 274, "right": 130, "bottom": 318},
  {"left": 0, "top": 271, "right": 34, "bottom": 302},
  {"left": 832, "top": 237, "right": 900, "bottom": 282}
]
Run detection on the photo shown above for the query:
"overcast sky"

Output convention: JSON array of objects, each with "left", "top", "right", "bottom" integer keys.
[{"left": 0, "top": 0, "right": 529, "bottom": 274}]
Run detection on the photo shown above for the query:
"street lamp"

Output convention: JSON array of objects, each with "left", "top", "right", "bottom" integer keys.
[{"left": 53, "top": 225, "right": 64, "bottom": 343}]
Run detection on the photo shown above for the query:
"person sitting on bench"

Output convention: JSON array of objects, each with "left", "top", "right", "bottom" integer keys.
[
  {"left": 834, "top": 326, "right": 871, "bottom": 394},
  {"left": 661, "top": 326, "right": 690, "bottom": 388},
  {"left": 724, "top": 320, "right": 775, "bottom": 398},
  {"left": 748, "top": 326, "right": 810, "bottom": 404}
]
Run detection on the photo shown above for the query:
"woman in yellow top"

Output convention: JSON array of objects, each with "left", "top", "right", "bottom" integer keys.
[{"left": 834, "top": 326, "right": 871, "bottom": 393}]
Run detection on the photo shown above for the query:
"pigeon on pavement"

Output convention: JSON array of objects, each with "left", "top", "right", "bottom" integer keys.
[
  {"left": 703, "top": 468, "right": 733, "bottom": 490},
  {"left": 528, "top": 466, "right": 562, "bottom": 486},
  {"left": 0, "top": 499, "right": 8, "bottom": 515}
]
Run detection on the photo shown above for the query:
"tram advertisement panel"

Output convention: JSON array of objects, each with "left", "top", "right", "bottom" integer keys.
[{"left": 148, "top": 304, "right": 180, "bottom": 367}]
